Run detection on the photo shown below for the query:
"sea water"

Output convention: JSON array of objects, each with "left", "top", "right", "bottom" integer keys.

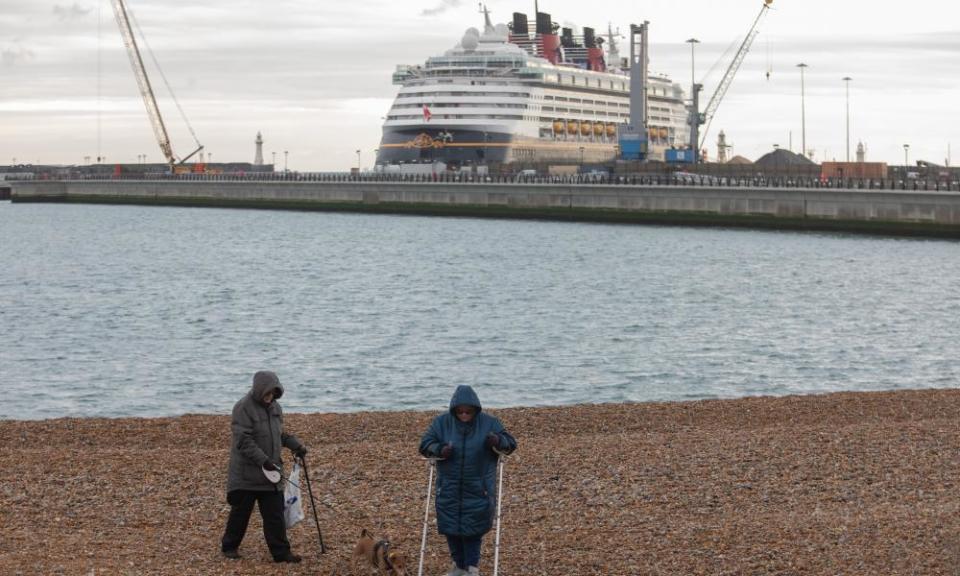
[{"left": 1, "top": 201, "right": 958, "bottom": 419}]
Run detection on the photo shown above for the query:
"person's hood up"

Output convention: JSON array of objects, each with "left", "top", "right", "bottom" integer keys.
[
  {"left": 448, "top": 384, "right": 482, "bottom": 415},
  {"left": 251, "top": 370, "right": 284, "bottom": 402}
]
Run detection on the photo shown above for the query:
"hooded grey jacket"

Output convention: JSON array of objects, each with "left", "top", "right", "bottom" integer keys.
[{"left": 226, "top": 371, "right": 304, "bottom": 492}]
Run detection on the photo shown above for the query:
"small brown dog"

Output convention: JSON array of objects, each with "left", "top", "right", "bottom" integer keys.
[{"left": 352, "top": 528, "right": 408, "bottom": 576}]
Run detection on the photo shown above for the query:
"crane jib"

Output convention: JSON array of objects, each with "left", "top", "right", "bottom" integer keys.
[
  {"left": 698, "top": 1, "right": 772, "bottom": 151},
  {"left": 110, "top": 0, "right": 202, "bottom": 168}
]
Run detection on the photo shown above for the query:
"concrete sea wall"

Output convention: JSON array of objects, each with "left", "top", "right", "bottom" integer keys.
[{"left": 11, "top": 179, "right": 960, "bottom": 237}]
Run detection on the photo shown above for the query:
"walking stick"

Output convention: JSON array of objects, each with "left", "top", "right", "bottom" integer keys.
[
  {"left": 299, "top": 455, "right": 327, "bottom": 554},
  {"left": 417, "top": 457, "right": 439, "bottom": 576},
  {"left": 492, "top": 448, "right": 510, "bottom": 576}
]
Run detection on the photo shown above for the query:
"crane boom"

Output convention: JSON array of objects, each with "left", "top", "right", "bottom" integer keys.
[
  {"left": 111, "top": 0, "right": 176, "bottom": 166},
  {"left": 698, "top": 0, "right": 772, "bottom": 150}
]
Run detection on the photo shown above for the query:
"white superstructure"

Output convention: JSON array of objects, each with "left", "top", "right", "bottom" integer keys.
[{"left": 376, "top": 9, "right": 690, "bottom": 169}]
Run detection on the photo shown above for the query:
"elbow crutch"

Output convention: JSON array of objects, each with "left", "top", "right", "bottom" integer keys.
[{"left": 417, "top": 457, "right": 441, "bottom": 576}]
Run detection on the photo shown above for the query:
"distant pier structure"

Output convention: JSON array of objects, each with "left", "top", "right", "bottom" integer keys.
[{"left": 254, "top": 132, "right": 264, "bottom": 166}]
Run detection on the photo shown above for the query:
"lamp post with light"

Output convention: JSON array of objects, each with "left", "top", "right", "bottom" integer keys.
[
  {"left": 797, "top": 63, "right": 808, "bottom": 158},
  {"left": 685, "top": 38, "right": 699, "bottom": 95},
  {"left": 842, "top": 76, "right": 852, "bottom": 162}
]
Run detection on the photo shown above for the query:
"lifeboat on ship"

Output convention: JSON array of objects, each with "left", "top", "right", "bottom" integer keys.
[
  {"left": 580, "top": 121, "right": 592, "bottom": 137},
  {"left": 567, "top": 120, "right": 579, "bottom": 135},
  {"left": 553, "top": 119, "right": 565, "bottom": 135},
  {"left": 593, "top": 123, "right": 604, "bottom": 137},
  {"left": 605, "top": 123, "right": 616, "bottom": 138}
]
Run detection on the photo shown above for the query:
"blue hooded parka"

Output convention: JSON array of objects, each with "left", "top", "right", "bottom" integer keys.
[{"left": 419, "top": 385, "right": 517, "bottom": 537}]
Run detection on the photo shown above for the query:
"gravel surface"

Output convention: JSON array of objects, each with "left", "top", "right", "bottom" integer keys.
[{"left": 1, "top": 389, "right": 958, "bottom": 575}]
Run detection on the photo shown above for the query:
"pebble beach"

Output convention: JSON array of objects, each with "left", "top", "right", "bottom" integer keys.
[{"left": 1, "top": 389, "right": 957, "bottom": 575}]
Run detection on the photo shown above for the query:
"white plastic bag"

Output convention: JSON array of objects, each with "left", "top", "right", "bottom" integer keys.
[{"left": 283, "top": 460, "right": 305, "bottom": 528}]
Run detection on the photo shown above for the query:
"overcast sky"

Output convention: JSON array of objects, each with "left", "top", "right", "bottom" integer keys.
[{"left": 1, "top": 0, "right": 957, "bottom": 170}]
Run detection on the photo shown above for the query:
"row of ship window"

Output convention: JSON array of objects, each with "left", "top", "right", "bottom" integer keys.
[
  {"left": 397, "top": 93, "right": 680, "bottom": 115},
  {"left": 404, "top": 77, "right": 678, "bottom": 100},
  {"left": 384, "top": 114, "right": 678, "bottom": 125},
  {"left": 392, "top": 103, "right": 529, "bottom": 110},
  {"left": 397, "top": 92, "right": 531, "bottom": 99},
  {"left": 390, "top": 104, "right": 675, "bottom": 125}
]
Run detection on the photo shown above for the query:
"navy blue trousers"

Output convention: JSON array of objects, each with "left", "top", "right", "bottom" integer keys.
[{"left": 445, "top": 534, "right": 483, "bottom": 569}]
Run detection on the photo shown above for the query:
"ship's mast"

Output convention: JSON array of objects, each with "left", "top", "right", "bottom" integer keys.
[
  {"left": 479, "top": 3, "right": 494, "bottom": 33},
  {"left": 605, "top": 24, "right": 622, "bottom": 68}
]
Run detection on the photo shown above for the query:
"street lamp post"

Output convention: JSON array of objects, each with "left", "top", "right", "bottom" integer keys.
[
  {"left": 842, "top": 77, "right": 852, "bottom": 162},
  {"left": 579, "top": 146, "right": 585, "bottom": 173},
  {"left": 686, "top": 38, "right": 701, "bottom": 163},
  {"left": 903, "top": 144, "right": 910, "bottom": 168},
  {"left": 685, "top": 38, "right": 700, "bottom": 94},
  {"left": 284, "top": 150, "right": 289, "bottom": 172},
  {"left": 797, "top": 63, "right": 808, "bottom": 158},
  {"left": 356, "top": 149, "right": 361, "bottom": 172}
]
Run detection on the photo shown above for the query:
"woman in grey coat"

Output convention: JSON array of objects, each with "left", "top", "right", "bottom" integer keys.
[{"left": 220, "top": 370, "right": 306, "bottom": 563}]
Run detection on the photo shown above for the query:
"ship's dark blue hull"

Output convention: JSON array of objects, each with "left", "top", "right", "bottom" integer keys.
[
  {"left": 376, "top": 127, "right": 513, "bottom": 167},
  {"left": 376, "top": 126, "right": 622, "bottom": 168}
]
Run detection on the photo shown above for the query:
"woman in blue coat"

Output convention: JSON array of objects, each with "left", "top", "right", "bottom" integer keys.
[{"left": 419, "top": 385, "right": 517, "bottom": 576}]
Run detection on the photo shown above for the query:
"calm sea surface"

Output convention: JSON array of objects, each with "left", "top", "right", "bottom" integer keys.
[{"left": 1, "top": 201, "right": 958, "bottom": 420}]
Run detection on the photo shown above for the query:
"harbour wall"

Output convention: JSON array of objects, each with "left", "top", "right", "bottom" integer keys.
[
  {"left": 0, "top": 183, "right": 10, "bottom": 200},
  {"left": 11, "top": 179, "right": 960, "bottom": 238}
]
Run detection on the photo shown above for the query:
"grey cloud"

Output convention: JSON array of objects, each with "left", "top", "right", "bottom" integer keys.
[
  {"left": 421, "top": 0, "right": 462, "bottom": 17},
  {"left": 53, "top": 3, "right": 92, "bottom": 21}
]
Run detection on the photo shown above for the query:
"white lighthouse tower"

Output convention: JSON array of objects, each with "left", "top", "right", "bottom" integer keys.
[{"left": 254, "top": 132, "right": 264, "bottom": 166}]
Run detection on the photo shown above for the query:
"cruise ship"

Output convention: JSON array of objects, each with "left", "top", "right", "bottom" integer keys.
[{"left": 375, "top": 7, "right": 691, "bottom": 170}]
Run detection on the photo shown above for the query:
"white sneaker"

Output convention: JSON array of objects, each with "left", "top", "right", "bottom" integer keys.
[
  {"left": 466, "top": 567, "right": 480, "bottom": 576},
  {"left": 445, "top": 564, "right": 466, "bottom": 576}
]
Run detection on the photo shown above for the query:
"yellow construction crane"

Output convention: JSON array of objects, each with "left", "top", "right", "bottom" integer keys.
[{"left": 111, "top": 0, "right": 203, "bottom": 169}]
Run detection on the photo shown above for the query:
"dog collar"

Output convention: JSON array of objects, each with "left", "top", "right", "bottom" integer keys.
[{"left": 374, "top": 539, "right": 395, "bottom": 573}]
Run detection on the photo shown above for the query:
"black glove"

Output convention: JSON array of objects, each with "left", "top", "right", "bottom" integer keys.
[
  {"left": 294, "top": 445, "right": 307, "bottom": 458},
  {"left": 485, "top": 433, "right": 501, "bottom": 449},
  {"left": 439, "top": 442, "right": 453, "bottom": 459},
  {"left": 262, "top": 461, "right": 278, "bottom": 472}
]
